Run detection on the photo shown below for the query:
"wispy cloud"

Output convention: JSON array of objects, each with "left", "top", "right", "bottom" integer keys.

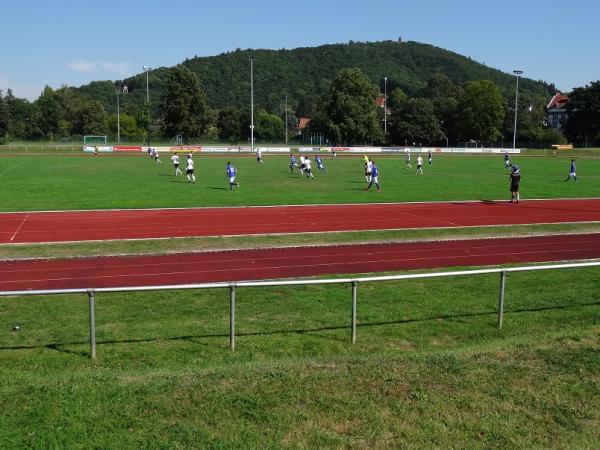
[{"left": 68, "top": 59, "right": 134, "bottom": 77}]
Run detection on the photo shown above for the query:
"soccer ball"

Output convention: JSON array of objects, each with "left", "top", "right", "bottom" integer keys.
[{"left": 13, "top": 325, "right": 20, "bottom": 331}]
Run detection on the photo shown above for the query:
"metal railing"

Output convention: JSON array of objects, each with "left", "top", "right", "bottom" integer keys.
[{"left": 1, "top": 260, "right": 599, "bottom": 359}]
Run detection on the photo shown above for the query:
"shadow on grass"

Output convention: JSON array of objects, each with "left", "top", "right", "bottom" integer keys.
[
  {"left": 1, "top": 300, "right": 598, "bottom": 356},
  {"left": 207, "top": 186, "right": 228, "bottom": 191}
]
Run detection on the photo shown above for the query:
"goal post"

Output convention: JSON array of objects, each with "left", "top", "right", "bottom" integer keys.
[{"left": 83, "top": 135, "right": 107, "bottom": 145}]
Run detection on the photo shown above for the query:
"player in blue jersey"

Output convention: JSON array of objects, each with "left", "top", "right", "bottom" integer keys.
[
  {"left": 428, "top": 150, "right": 432, "bottom": 166},
  {"left": 365, "top": 161, "right": 381, "bottom": 191},
  {"left": 315, "top": 155, "right": 327, "bottom": 173},
  {"left": 565, "top": 159, "right": 577, "bottom": 182},
  {"left": 226, "top": 162, "right": 239, "bottom": 190},
  {"left": 289, "top": 153, "right": 298, "bottom": 172}
]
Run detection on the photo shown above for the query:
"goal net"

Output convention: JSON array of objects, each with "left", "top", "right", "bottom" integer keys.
[{"left": 83, "top": 135, "right": 107, "bottom": 145}]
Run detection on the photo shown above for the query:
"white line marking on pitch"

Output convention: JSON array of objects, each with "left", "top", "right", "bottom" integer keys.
[
  {"left": 10, "top": 214, "right": 30, "bottom": 242},
  {"left": 0, "top": 161, "right": 26, "bottom": 177}
]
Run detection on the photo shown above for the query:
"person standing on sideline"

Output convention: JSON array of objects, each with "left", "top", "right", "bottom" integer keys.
[
  {"left": 428, "top": 150, "right": 432, "bottom": 166},
  {"left": 226, "top": 161, "right": 239, "bottom": 190},
  {"left": 504, "top": 151, "right": 511, "bottom": 169},
  {"left": 289, "top": 153, "right": 298, "bottom": 172},
  {"left": 171, "top": 153, "right": 182, "bottom": 176},
  {"left": 405, "top": 149, "right": 412, "bottom": 169},
  {"left": 509, "top": 164, "right": 521, "bottom": 203},
  {"left": 365, "top": 161, "right": 381, "bottom": 191},
  {"left": 565, "top": 159, "right": 577, "bottom": 182},
  {"left": 256, "top": 147, "right": 264, "bottom": 164},
  {"left": 416, "top": 155, "right": 424, "bottom": 175},
  {"left": 315, "top": 154, "right": 327, "bottom": 173},
  {"left": 185, "top": 154, "right": 195, "bottom": 183}
]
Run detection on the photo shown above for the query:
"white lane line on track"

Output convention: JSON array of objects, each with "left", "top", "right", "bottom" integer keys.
[
  {"left": 9, "top": 214, "right": 29, "bottom": 243},
  {"left": 0, "top": 197, "right": 599, "bottom": 215},
  {"left": 3, "top": 247, "right": 599, "bottom": 286}
]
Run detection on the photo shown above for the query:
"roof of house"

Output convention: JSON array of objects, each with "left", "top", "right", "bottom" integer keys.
[
  {"left": 375, "top": 96, "right": 386, "bottom": 107},
  {"left": 547, "top": 93, "right": 570, "bottom": 110},
  {"left": 296, "top": 117, "right": 311, "bottom": 130}
]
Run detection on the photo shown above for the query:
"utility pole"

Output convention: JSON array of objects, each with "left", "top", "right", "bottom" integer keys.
[
  {"left": 285, "top": 94, "right": 288, "bottom": 145},
  {"left": 250, "top": 58, "right": 254, "bottom": 153},
  {"left": 513, "top": 70, "right": 523, "bottom": 149}
]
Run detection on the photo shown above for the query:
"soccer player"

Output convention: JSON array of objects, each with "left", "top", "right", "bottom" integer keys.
[
  {"left": 565, "top": 159, "right": 577, "bottom": 182},
  {"left": 315, "top": 155, "right": 327, "bottom": 173},
  {"left": 256, "top": 148, "right": 264, "bottom": 164},
  {"left": 416, "top": 155, "right": 424, "bottom": 175},
  {"left": 171, "top": 153, "right": 182, "bottom": 176},
  {"left": 504, "top": 151, "right": 511, "bottom": 169},
  {"left": 226, "top": 161, "right": 239, "bottom": 190},
  {"left": 365, "top": 158, "right": 373, "bottom": 183},
  {"left": 289, "top": 153, "right": 298, "bottom": 172},
  {"left": 405, "top": 149, "right": 412, "bottom": 169},
  {"left": 428, "top": 150, "right": 432, "bottom": 166},
  {"left": 186, "top": 154, "right": 195, "bottom": 183},
  {"left": 93, "top": 145, "right": 99, "bottom": 157},
  {"left": 365, "top": 161, "right": 381, "bottom": 191},
  {"left": 509, "top": 164, "right": 521, "bottom": 203},
  {"left": 304, "top": 157, "right": 314, "bottom": 179},
  {"left": 299, "top": 154, "right": 306, "bottom": 175}
]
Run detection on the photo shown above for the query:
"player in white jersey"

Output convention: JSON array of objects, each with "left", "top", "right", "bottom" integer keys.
[
  {"left": 186, "top": 155, "right": 195, "bottom": 183},
  {"left": 299, "top": 155, "right": 306, "bottom": 175},
  {"left": 256, "top": 148, "right": 264, "bottom": 164},
  {"left": 171, "top": 153, "right": 182, "bottom": 176},
  {"left": 365, "top": 159, "right": 373, "bottom": 183},
  {"left": 404, "top": 149, "right": 412, "bottom": 168},
  {"left": 304, "top": 157, "right": 314, "bottom": 178},
  {"left": 416, "top": 155, "right": 424, "bottom": 175}
]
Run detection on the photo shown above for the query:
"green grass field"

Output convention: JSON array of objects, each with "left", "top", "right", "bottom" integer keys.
[
  {"left": 0, "top": 153, "right": 599, "bottom": 211},
  {"left": 1, "top": 152, "right": 599, "bottom": 448},
  {"left": 1, "top": 268, "right": 599, "bottom": 448}
]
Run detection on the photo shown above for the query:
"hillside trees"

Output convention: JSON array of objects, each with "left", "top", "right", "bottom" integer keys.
[{"left": 389, "top": 98, "right": 443, "bottom": 145}]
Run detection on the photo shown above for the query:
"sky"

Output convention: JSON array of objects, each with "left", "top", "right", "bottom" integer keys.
[{"left": 1, "top": 0, "right": 598, "bottom": 100}]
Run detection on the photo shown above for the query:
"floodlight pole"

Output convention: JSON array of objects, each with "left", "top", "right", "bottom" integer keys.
[
  {"left": 143, "top": 66, "right": 151, "bottom": 146},
  {"left": 250, "top": 58, "right": 254, "bottom": 153},
  {"left": 285, "top": 94, "right": 288, "bottom": 145},
  {"left": 116, "top": 89, "right": 121, "bottom": 143},
  {"left": 384, "top": 77, "right": 388, "bottom": 135},
  {"left": 513, "top": 70, "right": 523, "bottom": 149}
]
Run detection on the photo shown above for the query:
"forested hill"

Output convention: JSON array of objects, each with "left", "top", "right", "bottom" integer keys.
[{"left": 77, "top": 40, "right": 553, "bottom": 115}]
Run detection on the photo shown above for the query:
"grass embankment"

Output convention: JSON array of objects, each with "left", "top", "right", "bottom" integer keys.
[
  {"left": 0, "top": 267, "right": 598, "bottom": 448},
  {"left": 0, "top": 154, "right": 599, "bottom": 211}
]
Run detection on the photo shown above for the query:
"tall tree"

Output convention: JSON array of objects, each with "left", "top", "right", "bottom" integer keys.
[
  {"left": 0, "top": 91, "right": 10, "bottom": 141},
  {"left": 455, "top": 80, "right": 505, "bottom": 143},
  {"left": 315, "top": 68, "right": 382, "bottom": 145},
  {"left": 76, "top": 100, "right": 108, "bottom": 136},
  {"left": 160, "top": 65, "right": 215, "bottom": 141},
  {"left": 389, "top": 98, "right": 443, "bottom": 145},
  {"left": 37, "top": 86, "right": 63, "bottom": 140},
  {"left": 564, "top": 80, "right": 600, "bottom": 146},
  {"left": 217, "top": 107, "right": 249, "bottom": 143},
  {"left": 255, "top": 110, "right": 284, "bottom": 142}
]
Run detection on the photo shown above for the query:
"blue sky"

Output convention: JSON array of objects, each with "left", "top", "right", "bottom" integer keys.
[{"left": 1, "top": 0, "right": 598, "bottom": 100}]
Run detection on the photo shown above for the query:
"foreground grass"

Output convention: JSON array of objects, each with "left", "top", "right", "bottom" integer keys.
[
  {"left": 2, "top": 222, "right": 600, "bottom": 261},
  {"left": 0, "top": 154, "right": 599, "bottom": 211},
  {"left": 1, "top": 268, "right": 598, "bottom": 448}
]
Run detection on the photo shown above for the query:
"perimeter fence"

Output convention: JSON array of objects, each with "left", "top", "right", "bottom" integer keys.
[{"left": 1, "top": 260, "right": 599, "bottom": 359}]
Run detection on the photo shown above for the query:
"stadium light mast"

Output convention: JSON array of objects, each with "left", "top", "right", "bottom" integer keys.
[
  {"left": 116, "top": 85, "right": 127, "bottom": 143},
  {"left": 250, "top": 58, "right": 254, "bottom": 153},
  {"left": 285, "top": 94, "right": 288, "bottom": 145},
  {"left": 143, "top": 66, "right": 152, "bottom": 146},
  {"left": 512, "top": 70, "right": 523, "bottom": 149},
  {"left": 384, "top": 77, "right": 388, "bottom": 135}
]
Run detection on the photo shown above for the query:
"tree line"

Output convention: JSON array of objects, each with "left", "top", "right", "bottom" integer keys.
[{"left": 0, "top": 65, "right": 598, "bottom": 147}]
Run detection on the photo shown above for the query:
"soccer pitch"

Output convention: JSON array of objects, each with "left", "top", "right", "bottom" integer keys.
[{"left": 0, "top": 153, "right": 598, "bottom": 211}]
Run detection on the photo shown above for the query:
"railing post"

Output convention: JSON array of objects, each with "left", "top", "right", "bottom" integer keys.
[
  {"left": 229, "top": 284, "right": 236, "bottom": 351},
  {"left": 351, "top": 280, "right": 357, "bottom": 344},
  {"left": 87, "top": 290, "right": 97, "bottom": 359},
  {"left": 497, "top": 271, "right": 506, "bottom": 329}
]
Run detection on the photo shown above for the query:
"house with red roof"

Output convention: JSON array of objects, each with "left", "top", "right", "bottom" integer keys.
[{"left": 546, "top": 93, "right": 570, "bottom": 130}]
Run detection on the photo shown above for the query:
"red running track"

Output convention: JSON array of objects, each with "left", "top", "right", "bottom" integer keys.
[
  {"left": 1, "top": 199, "right": 600, "bottom": 244},
  {"left": 1, "top": 234, "right": 599, "bottom": 292}
]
